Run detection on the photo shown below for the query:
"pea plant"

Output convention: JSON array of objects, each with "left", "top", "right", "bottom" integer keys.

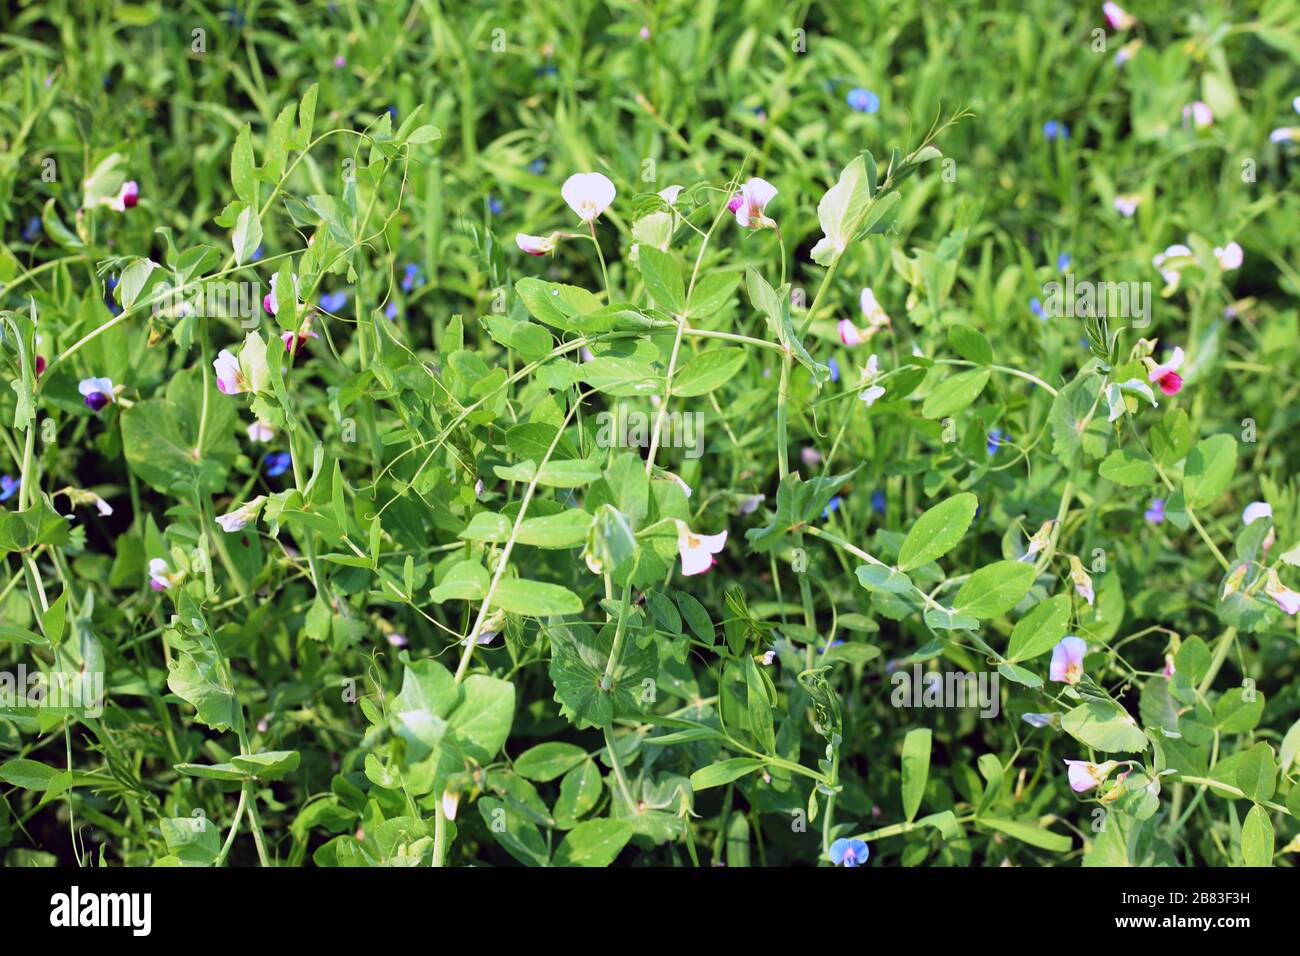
[{"left": 1, "top": 1, "right": 1298, "bottom": 870}]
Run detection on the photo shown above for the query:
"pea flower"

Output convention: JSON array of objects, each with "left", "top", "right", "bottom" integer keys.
[
  {"left": 675, "top": 520, "right": 727, "bottom": 576},
  {"left": 515, "top": 232, "right": 559, "bottom": 256},
  {"left": 247, "top": 421, "right": 275, "bottom": 442},
  {"left": 1264, "top": 569, "right": 1300, "bottom": 615},
  {"left": 1064, "top": 758, "right": 1118, "bottom": 793},
  {"left": 0, "top": 475, "right": 18, "bottom": 502},
  {"left": 1144, "top": 498, "right": 1165, "bottom": 524},
  {"left": 846, "top": 88, "right": 880, "bottom": 113},
  {"left": 1152, "top": 244, "right": 1191, "bottom": 289},
  {"left": 1020, "top": 520, "right": 1055, "bottom": 562},
  {"left": 1163, "top": 654, "right": 1176, "bottom": 678},
  {"left": 1022, "top": 713, "right": 1058, "bottom": 729},
  {"left": 1182, "top": 101, "right": 1213, "bottom": 129},
  {"left": 282, "top": 316, "right": 320, "bottom": 355},
  {"left": 109, "top": 180, "right": 140, "bottom": 211},
  {"left": 1049, "top": 636, "right": 1088, "bottom": 683},
  {"left": 149, "top": 558, "right": 180, "bottom": 592},
  {"left": 216, "top": 496, "right": 265, "bottom": 533},
  {"left": 1242, "top": 501, "right": 1272, "bottom": 525},
  {"left": 1220, "top": 563, "right": 1248, "bottom": 601},
  {"left": 1068, "top": 554, "right": 1095, "bottom": 605},
  {"left": 737, "top": 494, "right": 765, "bottom": 515},
  {"left": 561, "top": 172, "right": 616, "bottom": 223},
  {"left": 79, "top": 376, "right": 116, "bottom": 412},
  {"left": 262, "top": 272, "right": 299, "bottom": 316},
  {"left": 858, "top": 354, "right": 885, "bottom": 406},
  {"left": 1113, "top": 38, "right": 1142, "bottom": 66},
  {"left": 801, "top": 446, "right": 822, "bottom": 467},
  {"left": 727, "top": 177, "right": 778, "bottom": 229},
  {"left": 658, "top": 185, "right": 684, "bottom": 205},
  {"left": 828, "top": 837, "right": 869, "bottom": 867},
  {"left": 1272, "top": 127, "right": 1299, "bottom": 144},
  {"left": 1144, "top": 346, "right": 1184, "bottom": 395},
  {"left": 1113, "top": 193, "right": 1140, "bottom": 217},
  {"left": 387, "top": 632, "right": 409, "bottom": 648},
  {"left": 213, "top": 350, "right": 250, "bottom": 394},
  {"left": 1214, "top": 241, "right": 1243, "bottom": 271},
  {"left": 1103, "top": 2, "right": 1136, "bottom": 29}
]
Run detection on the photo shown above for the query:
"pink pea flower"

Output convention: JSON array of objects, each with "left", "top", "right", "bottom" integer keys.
[
  {"left": 263, "top": 272, "right": 300, "bottom": 316},
  {"left": 216, "top": 496, "right": 265, "bottom": 533},
  {"left": 561, "top": 172, "right": 616, "bottom": 223},
  {"left": 1214, "top": 241, "right": 1243, "bottom": 271},
  {"left": 78, "top": 376, "right": 116, "bottom": 412},
  {"left": 1064, "top": 758, "right": 1118, "bottom": 793},
  {"left": 800, "top": 446, "right": 822, "bottom": 468},
  {"left": 675, "top": 520, "right": 727, "bottom": 576},
  {"left": 1152, "top": 244, "right": 1191, "bottom": 290},
  {"left": 1182, "top": 101, "right": 1213, "bottom": 130},
  {"left": 247, "top": 421, "right": 275, "bottom": 443},
  {"left": 1145, "top": 346, "right": 1184, "bottom": 396},
  {"left": 282, "top": 317, "right": 320, "bottom": 355},
  {"left": 727, "top": 177, "right": 778, "bottom": 229},
  {"left": 213, "top": 350, "right": 248, "bottom": 394},
  {"left": 1264, "top": 569, "right": 1300, "bottom": 615},
  {"left": 1163, "top": 654, "right": 1176, "bottom": 678},
  {"left": 1049, "top": 636, "right": 1088, "bottom": 684},
  {"left": 1102, "top": 2, "right": 1136, "bottom": 29},
  {"left": 109, "top": 181, "right": 139, "bottom": 211},
  {"left": 149, "top": 558, "right": 178, "bottom": 592},
  {"left": 1113, "top": 193, "right": 1140, "bottom": 217},
  {"left": 516, "top": 232, "right": 559, "bottom": 256},
  {"left": 386, "top": 632, "right": 409, "bottom": 648},
  {"left": 1069, "top": 555, "right": 1095, "bottom": 605}
]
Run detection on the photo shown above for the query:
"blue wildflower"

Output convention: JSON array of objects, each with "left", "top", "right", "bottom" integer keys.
[
  {"left": 384, "top": 301, "right": 399, "bottom": 321},
  {"left": 105, "top": 274, "right": 122, "bottom": 316},
  {"left": 264, "top": 452, "right": 292, "bottom": 478},
  {"left": 488, "top": 196, "right": 503, "bottom": 215},
  {"left": 1145, "top": 498, "right": 1165, "bottom": 524},
  {"left": 829, "top": 837, "right": 869, "bottom": 867},
  {"left": 320, "top": 291, "right": 348, "bottom": 313},
  {"left": 822, "top": 496, "right": 841, "bottom": 519},
  {"left": 1030, "top": 297, "right": 1045, "bottom": 320},
  {"left": 1057, "top": 252, "right": 1071, "bottom": 272},
  {"left": 250, "top": 245, "right": 265, "bottom": 262},
  {"left": 528, "top": 159, "right": 546, "bottom": 175},
  {"left": 987, "top": 428, "right": 1006, "bottom": 455},
  {"left": 22, "top": 217, "right": 41, "bottom": 242},
  {"left": 828, "top": 357, "right": 840, "bottom": 383},
  {"left": 401, "top": 263, "right": 425, "bottom": 292},
  {"left": 1043, "top": 120, "right": 1069, "bottom": 140},
  {"left": 871, "top": 490, "right": 886, "bottom": 514},
  {"left": 846, "top": 88, "right": 880, "bottom": 113},
  {"left": 0, "top": 475, "right": 19, "bottom": 502}
]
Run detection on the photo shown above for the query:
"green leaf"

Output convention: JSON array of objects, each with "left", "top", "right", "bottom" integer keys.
[
  {"left": 552, "top": 819, "right": 633, "bottom": 867},
  {"left": 231, "top": 124, "right": 257, "bottom": 204},
  {"left": 953, "top": 561, "right": 1035, "bottom": 618},
  {"left": 230, "top": 751, "right": 301, "bottom": 781},
  {"left": 493, "top": 459, "right": 602, "bottom": 488},
  {"left": 513, "top": 742, "right": 589, "bottom": 782},
  {"left": 1006, "top": 594, "right": 1071, "bottom": 662},
  {"left": 745, "top": 467, "right": 859, "bottom": 551},
  {"left": 547, "top": 620, "right": 658, "bottom": 729},
  {"left": 689, "top": 758, "right": 766, "bottom": 790},
  {"left": 922, "top": 368, "right": 989, "bottom": 419},
  {"left": 0, "top": 501, "right": 70, "bottom": 557},
  {"left": 491, "top": 578, "right": 583, "bottom": 616},
  {"left": 947, "top": 324, "right": 992, "bottom": 365},
  {"left": 978, "top": 817, "right": 1071, "bottom": 853},
  {"left": 477, "top": 796, "right": 549, "bottom": 867},
  {"left": 854, "top": 564, "right": 914, "bottom": 594},
  {"left": 1183, "top": 434, "right": 1237, "bottom": 510},
  {"left": 901, "top": 728, "right": 932, "bottom": 822},
  {"left": 1236, "top": 742, "right": 1276, "bottom": 803},
  {"left": 1215, "top": 688, "right": 1265, "bottom": 734},
  {"left": 637, "top": 247, "right": 686, "bottom": 315},
  {"left": 0, "top": 758, "right": 61, "bottom": 790},
  {"left": 160, "top": 814, "right": 222, "bottom": 866},
  {"left": 1099, "top": 448, "right": 1156, "bottom": 487},
  {"left": 448, "top": 674, "right": 515, "bottom": 764},
  {"left": 1240, "top": 805, "right": 1274, "bottom": 867},
  {"left": 672, "top": 348, "right": 746, "bottom": 397},
  {"left": 897, "top": 493, "right": 978, "bottom": 571},
  {"left": 553, "top": 760, "right": 603, "bottom": 826},
  {"left": 121, "top": 369, "right": 238, "bottom": 495},
  {"left": 1061, "top": 700, "right": 1148, "bottom": 753}
]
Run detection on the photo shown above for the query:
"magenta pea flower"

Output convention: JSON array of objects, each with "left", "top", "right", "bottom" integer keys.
[
  {"left": 675, "top": 520, "right": 727, "bottom": 576},
  {"left": 263, "top": 272, "right": 300, "bottom": 316},
  {"left": 561, "top": 172, "right": 616, "bottom": 223},
  {"left": 148, "top": 558, "right": 180, "bottom": 592},
  {"left": 109, "top": 180, "right": 139, "bottom": 211},
  {"left": 281, "top": 316, "right": 320, "bottom": 356},
  {"left": 1049, "top": 636, "right": 1088, "bottom": 684},
  {"left": 1064, "top": 758, "right": 1118, "bottom": 792},
  {"left": 828, "top": 837, "right": 869, "bottom": 867},
  {"left": 727, "top": 177, "right": 778, "bottom": 229},
  {"left": 78, "top": 376, "right": 116, "bottom": 412},
  {"left": 1145, "top": 346, "right": 1184, "bottom": 395}
]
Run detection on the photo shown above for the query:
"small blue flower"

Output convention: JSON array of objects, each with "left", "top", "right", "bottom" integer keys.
[
  {"left": 263, "top": 452, "right": 292, "bottom": 478},
  {"left": 528, "top": 158, "right": 546, "bottom": 175},
  {"left": 488, "top": 196, "right": 503, "bottom": 215},
  {"left": 401, "top": 262, "right": 425, "bottom": 292},
  {"left": 250, "top": 245, "right": 265, "bottom": 262},
  {"left": 385, "top": 301, "right": 400, "bottom": 321},
  {"left": 386, "top": 106, "right": 398, "bottom": 120},
  {"left": 535, "top": 65, "right": 558, "bottom": 77},
  {"left": 1043, "top": 120, "right": 1069, "bottom": 141},
  {"left": 105, "top": 274, "right": 122, "bottom": 316},
  {"left": 1145, "top": 498, "right": 1165, "bottom": 525},
  {"left": 829, "top": 837, "right": 869, "bottom": 867},
  {"left": 828, "top": 357, "right": 840, "bottom": 383},
  {"left": 822, "top": 495, "right": 841, "bottom": 519},
  {"left": 1030, "top": 297, "right": 1045, "bottom": 320},
  {"left": 1057, "top": 252, "right": 1071, "bottom": 272},
  {"left": 320, "top": 291, "right": 348, "bottom": 313},
  {"left": 22, "top": 217, "right": 41, "bottom": 242},
  {"left": 871, "top": 490, "right": 887, "bottom": 514},
  {"left": 986, "top": 429, "right": 1006, "bottom": 456},
  {"left": 0, "top": 474, "right": 19, "bottom": 502},
  {"left": 846, "top": 88, "right": 880, "bottom": 113}
]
